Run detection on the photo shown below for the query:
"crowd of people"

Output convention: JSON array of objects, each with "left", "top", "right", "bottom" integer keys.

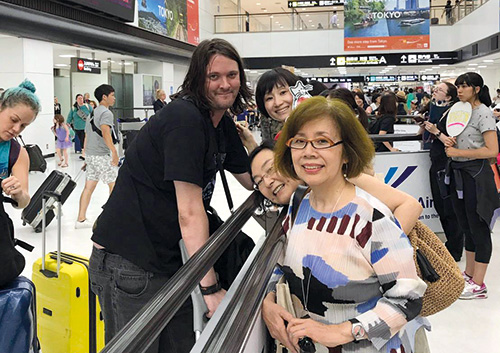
[{"left": 2, "top": 37, "right": 500, "bottom": 353}]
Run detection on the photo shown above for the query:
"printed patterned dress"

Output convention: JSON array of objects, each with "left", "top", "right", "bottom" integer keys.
[{"left": 272, "top": 187, "right": 430, "bottom": 353}]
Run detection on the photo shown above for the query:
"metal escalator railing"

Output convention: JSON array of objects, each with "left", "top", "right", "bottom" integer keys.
[
  {"left": 100, "top": 191, "right": 264, "bottom": 353},
  {"left": 369, "top": 133, "right": 423, "bottom": 143},
  {"left": 199, "top": 208, "right": 287, "bottom": 353}
]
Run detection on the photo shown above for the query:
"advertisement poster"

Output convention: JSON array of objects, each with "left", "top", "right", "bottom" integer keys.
[
  {"left": 138, "top": 0, "right": 199, "bottom": 46},
  {"left": 143, "top": 75, "right": 162, "bottom": 106},
  {"left": 344, "top": 0, "right": 430, "bottom": 51}
]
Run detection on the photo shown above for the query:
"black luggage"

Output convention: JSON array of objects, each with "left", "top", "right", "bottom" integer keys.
[
  {"left": 431, "top": 17, "right": 439, "bottom": 24},
  {"left": 19, "top": 136, "right": 47, "bottom": 173},
  {"left": 21, "top": 170, "right": 79, "bottom": 232}
]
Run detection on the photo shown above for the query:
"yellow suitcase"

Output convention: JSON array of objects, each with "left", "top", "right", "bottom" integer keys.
[{"left": 32, "top": 192, "right": 104, "bottom": 353}]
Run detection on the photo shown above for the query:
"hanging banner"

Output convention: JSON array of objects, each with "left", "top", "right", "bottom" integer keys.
[
  {"left": 344, "top": 0, "right": 430, "bottom": 51},
  {"left": 138, "top": 0, "right": 200, "bottom": 46}
]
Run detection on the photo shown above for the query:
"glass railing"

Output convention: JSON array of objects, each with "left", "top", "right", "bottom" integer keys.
[
  {"left": 215, "top": 0, "right": 488, "bottom": 33},
  {"left": 215, "top": 10, "right": 344, "bottom": 33}
]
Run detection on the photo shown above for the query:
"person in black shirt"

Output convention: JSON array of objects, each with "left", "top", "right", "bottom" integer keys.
[
  {"left": 369, "top": 92, "right": 398, "bottom": 152},
  {"left": 89, "top": 38, "right": 254, "bottom": 353},
  {"left": 421, "top": 82, "right": 464, "bottom": 261}
]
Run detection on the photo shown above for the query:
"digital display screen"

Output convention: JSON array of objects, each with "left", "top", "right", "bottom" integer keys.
[{"left": 62, "top": 0, "right": 135, "bottom": 22}]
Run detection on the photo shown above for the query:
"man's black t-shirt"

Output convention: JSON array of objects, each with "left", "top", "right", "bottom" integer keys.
[
  {"left": 369, "top": 115, "right": 395, "bottom": 152},
  {"left": 91, "top": 98, "right": 249, "bottom": 275}
]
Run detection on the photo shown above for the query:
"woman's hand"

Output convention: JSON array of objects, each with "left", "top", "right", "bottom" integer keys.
[
  {"left": 262, "top": 292, "right": 298, "bottom": 353},
  {"left": 442, "top": 135, "right": 456, "bottom": 147},
  {"left": 235, "top": 123, "right": 258, "bottom": 153},
  {"left": 287, "top": 318, "right": 352, "bottom": 350},
  {"left": 445, "top": 146, "right": 461, "bottom": 157},
  {"left": 1, "top": 176, "right": 22, "bottom": 197},
  {"left": 423, "top": 121, "right": 438, "bottom": 134}
]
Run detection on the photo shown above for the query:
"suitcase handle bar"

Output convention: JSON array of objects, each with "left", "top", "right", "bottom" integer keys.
[
  {"left": 42, "top": 191, "right": 62, "bottom": 202},
  {"left": 41, "top": 192, "right": 62, "bottom": 277}
]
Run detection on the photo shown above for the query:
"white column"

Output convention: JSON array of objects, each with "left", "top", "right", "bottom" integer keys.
[
  {"left": 0, "top": 37, "right": 55, "bottom": 155},
  {"left": 162, "top": 62, "right": 175, "bottom": 102}
]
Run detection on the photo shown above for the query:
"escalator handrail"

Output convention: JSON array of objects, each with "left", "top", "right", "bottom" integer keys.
[
  {"left": 369, "top": 133, "right": 423, "bottom": 142},
  {"left": 199, "top": 207, "right": 287, "bottom": 353},
  {"left": 100, "top": 191, "right": 264, "bottom": 353}
]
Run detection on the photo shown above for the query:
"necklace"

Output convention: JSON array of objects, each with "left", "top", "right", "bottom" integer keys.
[{"left": 300, "top": 182, "right": 348, "bottom": 316}]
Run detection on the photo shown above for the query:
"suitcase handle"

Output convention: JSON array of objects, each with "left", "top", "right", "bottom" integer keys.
[{"left": 41, "top": 192, "right": 62, "bottom": 277}]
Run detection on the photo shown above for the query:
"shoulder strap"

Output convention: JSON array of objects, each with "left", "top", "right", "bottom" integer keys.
[
  {"left": 216, "top": 151, "right": 234, "bottom": 212},
  {"left": 291, "top": 185, "right": 309, "bottom": 224},
  {"left": 8, "top": 139, "right": 21, "bottom": 175}
]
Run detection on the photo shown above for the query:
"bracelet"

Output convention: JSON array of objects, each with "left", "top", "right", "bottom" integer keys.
[
  {"left": 436, "top": 131, "right": 442, "bottom": 137},
  {"left": 200, "top": 273, "right": 222, "bottom": 295}
]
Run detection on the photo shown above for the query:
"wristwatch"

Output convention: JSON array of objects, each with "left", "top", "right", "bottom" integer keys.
[
  {"left": 349, "top": 318, "right": 366, "bottom": 342},
  {"left": 436, "top": 131, "right": 442, "bottom": 137}
]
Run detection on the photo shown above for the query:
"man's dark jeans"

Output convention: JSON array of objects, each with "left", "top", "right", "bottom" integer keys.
[{"left": 89, "top": 247, "right": 194, "bottom": 353}]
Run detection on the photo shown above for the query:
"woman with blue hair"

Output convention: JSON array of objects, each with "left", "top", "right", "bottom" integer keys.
[{"left": 0, "top": 80, "right": 41, "bottom": 208}]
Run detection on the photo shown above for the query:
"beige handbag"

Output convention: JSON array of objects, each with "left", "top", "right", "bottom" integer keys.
[{"left": 407, "top": 220, "right": 465, "bottom": 316}]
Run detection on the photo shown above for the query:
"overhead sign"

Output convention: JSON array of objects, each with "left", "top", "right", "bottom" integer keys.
[
  {"left": 366, "top": 75, "right": 398, "bottom": 83},
  {"left": 63, "top": 0, "right": 135, "bottom": 22},
  {"left": 309, "top": 76, "right": 365, "bottom": 83},
  {"left": 328, "top": 52, "right": 457, "bottom": 67},
  {"left": 344, "top": 0, "right": 430, "bottom": 51},
  {"left": 288, "top": 0, "right": 342, "bottom": 7},
  {"left": 138, "top": 0, "right": 200, "bottom": 46},
  {"left": 71, "top": 58, "right": 101, "bottom": 74},
  {"left": 420, "top": 74, "right": 440, "bottom": 81},
  {"left": 398, "top": 74, "right": 419, "bottom": 82}
]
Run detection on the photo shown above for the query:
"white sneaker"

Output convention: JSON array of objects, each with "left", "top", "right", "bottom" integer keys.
[
  {"left": 75, "top": 219, "right": 93, "bottom": 229},
  {"left": 459, "top": 279, "right": 488, "bottom": 300}
]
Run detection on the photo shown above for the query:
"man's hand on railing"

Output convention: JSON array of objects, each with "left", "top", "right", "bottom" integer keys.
[
  {"left": 262, "top": 292, "right": 298, "bottom": 353},
  {"left": 203, "top": 289, "right": 227, "bottom": 319}
]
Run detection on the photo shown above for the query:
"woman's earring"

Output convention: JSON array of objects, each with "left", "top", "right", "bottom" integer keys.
[{"left": 343, "top": 163, "right": 348, "bottom": 179}]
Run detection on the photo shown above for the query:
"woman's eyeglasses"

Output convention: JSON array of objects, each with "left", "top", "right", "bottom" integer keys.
[
  {"left": 253, "top": 164, "right": 276, "bottom": 190},
  {"left": 286, "top": 137, "right": 343, "bottom": 150}
]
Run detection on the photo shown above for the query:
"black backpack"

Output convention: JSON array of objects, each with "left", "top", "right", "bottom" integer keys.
[{"left": 0, "top": 194, "right": 33, "bottom": 287}]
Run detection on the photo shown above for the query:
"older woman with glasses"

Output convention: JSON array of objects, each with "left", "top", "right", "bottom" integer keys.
[{"left": 262, "top": 97, "right": 429, "bottom": 353}]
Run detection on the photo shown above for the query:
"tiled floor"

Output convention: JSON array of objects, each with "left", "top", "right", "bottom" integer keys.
[{"left": 9, "top": 142, "right": 500, "bottom": 352}]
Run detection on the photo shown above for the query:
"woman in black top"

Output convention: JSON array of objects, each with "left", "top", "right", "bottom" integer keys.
[
  {"left": 153, "top": 89, "right": 166, "bottom": 113},
  {"left": 421, "top": 82, "right": 463, "bottom": 261},
  {"left": 369, "top": 92, "right": 398, "bottom": 152}
]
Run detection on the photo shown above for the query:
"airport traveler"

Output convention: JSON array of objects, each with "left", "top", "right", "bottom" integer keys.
[
  {"left": 67, "top": 93, "right": 92, "bottom": 156},
  {"left": 0, "top": 80, "right": 40, "bottom": 209},
  {"left": 330, "top": 11, "right": 338, "bottom": 28},
  {"left": 54, "top": 96, "right": 61, "bottom": 115},
  {"left": 88, "top": 38, "right": 254, "bottom": 352},
  {"left": 89, "top": 100, "right": 97, "bottom": 109},
  {"left": 396, "top": 90, "right": 408, "bottom": 115},
  {"left": 75, "top": 84, "right": 118, "bottom": 229},
  {"left": 443, "top": 72, "right": 499, "bottom": 299},
  {"left": 367, "top": 92, "right": 380, "bottom": 115},
  {"left": 84, "top": 92, "right": 91, "bottom": 104},
  {"left": 369, "top": 92, "right": 398, "bottom": 152},
  {"left": 406, "top": 88, "right": 415, "bottom": 110},
  {"left": 153, "top": 89, "right": 167, "bottom": 113},
  {"left": 442, "top": 0, "right": 454, "bottom": 24},
  {"left": 353, "top": 91, "right": 370, "bottom": 111},
  {"left": 421, "top": 82, "right": 463, "bottom": 261},
  {"left": 327, "top": 88, "right": 370, "bottom": 131},
  {"left": 264, "top": 97, "right": 428, "bottom": 353},
  {"left": 249, "top": 140, "right": 422, "bottom": 234},
  {"left": 492, "top": 88, "right": 500, "bottom": 106},
  {"left": 52, "top": 114, "right": 72, "bottom": 168},
  {"left": 256, "top": 68, "right": 299, "bottom": 140},
  {"left": 416, "top": 87, "right": 424, "bottom": 105}
]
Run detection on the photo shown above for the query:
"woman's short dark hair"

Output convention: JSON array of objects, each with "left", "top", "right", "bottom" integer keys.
[
  {"left": 353, "top": 91, "right": 367, "bottom": 104},
  {"left": 172, "top": 38, "right": 252, "bottom": 115},
  {"left": 274, "top": 97, "right": 374, "bottom": 180},
  {"left": 255, "top": 68, "right": 299, "bottom": 119},
  {"left": 378, "top": 92, "right": 397, "bottom": 117},
  {"left": 248, "top": 139, "right": 276, "bottom": 179},
  {"left": 455, "top": 72, "right": 491, "bottom": 106},
  {"left": 327, "top": 88, "right": 369, "bottom": 131}
]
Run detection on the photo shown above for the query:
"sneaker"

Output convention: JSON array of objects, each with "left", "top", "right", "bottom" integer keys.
[
  {"left": 459, "top": 279, "right": 488, "bottom": 300},
  {"left": 75, "top": 219, "right": 93, "bottom": 229},
  {"left": 462, "top": 271, "right": 472, "bottom": 282}
]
